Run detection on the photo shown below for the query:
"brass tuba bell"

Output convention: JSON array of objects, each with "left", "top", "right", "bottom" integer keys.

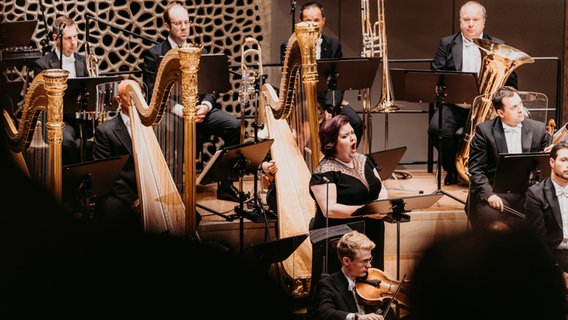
[{"left": 455, "top": 38, "right": 534, "bottom": 182}]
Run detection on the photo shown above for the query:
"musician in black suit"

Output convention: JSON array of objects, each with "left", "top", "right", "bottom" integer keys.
[
  {"left": 429, "top": 1, "right": 518, "bottom": 185},
  {"left": 91, "top": 79, "right": 143, "bottom": 233},
  {"left": 33, "top": 15, "right": 89, "bottom": 165},
  {"left": 467, "top": 86, "right": 550, "bottom": 231},
  {"left": 280, "top": 1, "right": 363, "bottom": 146},
  {"left": 525, "top": 141, "right": 568, "bottom": 277},
  {"left": 142, "top": 2, "right": 241, "bottom": 202},
  {"left": 309, "top": 230, "right": 389, "bottom": 320}
]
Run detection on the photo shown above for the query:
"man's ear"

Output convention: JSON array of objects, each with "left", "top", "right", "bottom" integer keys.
[{"left": 496, "top": 109, "right": 504, "bottom": 118}]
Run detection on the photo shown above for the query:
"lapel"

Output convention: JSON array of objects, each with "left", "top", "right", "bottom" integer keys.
[
  {"left": 161, "top": 41, "right": 173, "bottom": 56},
  {"left": 492, "top": 118, "right": 509, "bottom": 153},
  {"left": 543, "top": 178, "right": 564, "bottom": 230},
  {"left": 520, "top": 120, "right": 533, "bottom": 152},
  {"left": 74, "top": 53, "right": 86, "bottom": 77},
  {"left": 320, "top": 35, "right": 331, "bottom": 59},
  {"left": 113, "top": 116, "right": 133, "bottom": 156},
  {"left": 334, "top": 272, "right": 358, "bottom": 312},
  {"left": 451, "top": 33, "right": 464, "bottom": 71},
  {"left": 48, "top": 52, "right": 61, "bottom": 69}
]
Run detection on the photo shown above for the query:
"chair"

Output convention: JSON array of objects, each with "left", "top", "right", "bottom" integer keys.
[{"left": 468, "top": 91, "right": 554, "bottom": 135}]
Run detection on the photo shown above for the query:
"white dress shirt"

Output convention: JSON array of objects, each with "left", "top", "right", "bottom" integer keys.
[
  {"left": 502, "top": 123, "right": 522, "bottom": 154},
  {"left": 55, "top": 48, "right": 77, "bottom": 78}
]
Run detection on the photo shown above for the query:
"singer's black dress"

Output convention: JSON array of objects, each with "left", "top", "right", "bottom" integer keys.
[{"left": 308, "top": 152, "right": 385, "bottom": 294}]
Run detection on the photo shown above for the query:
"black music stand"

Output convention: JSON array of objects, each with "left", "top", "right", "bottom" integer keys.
[
  {"left": 391, "top": 68, "right": 479, "bottom": 204},
  {"left": 198, "top": 54, "right": 231, "bottom": 94},
  {"left": 64, "top": 76, "right": 121, "bottom": 162},
  {"left": 243, "top": 233, "right": 308, "bottom": 272},
  {"left": 317, "top": 58, "right": 381, "bottom": 92},
  {"left": 352, "top": 193, "right": 443, "bottom": 279},
  {"left": 0, "top": 20, "right": 37, "bottom": 48},
  {"left": 62, "top": 155, "right": 128, "bottom": 220},
  {"left": 196, "top": 139, "right": 274, "bottom": 252},
  {"left": 367, "top": 146, "right": 407, "bottom": 181},
  {"left": 493, "top": 152, "right": 550, "bottom": 194},
  {"left": 309, "top": 221, "right": 366, "bottom": 279},
  {"left": 243, "top": 233, "right": 308, "bottom": 294}
]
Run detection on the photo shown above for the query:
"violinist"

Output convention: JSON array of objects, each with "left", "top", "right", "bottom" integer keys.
[{"left": 308, "top": 230, "right": 394, "bottom": 320}]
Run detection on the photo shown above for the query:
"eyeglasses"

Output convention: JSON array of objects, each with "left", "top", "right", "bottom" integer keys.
[
  {"left": 170, "top": 20, "right": 190, "bottom": 27},
  {"left": 355, "top": 256, "right": 373, "bottom": 265}
]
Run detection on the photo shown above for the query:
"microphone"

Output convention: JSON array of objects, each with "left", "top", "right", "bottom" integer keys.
[{"left": 56, "top": 22, "right": 66, "bottom": 39}]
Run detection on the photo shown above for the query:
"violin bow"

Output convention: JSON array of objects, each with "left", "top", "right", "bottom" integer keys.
[{"left": 381, "top": 274, "right": 407, "bottom": 317}]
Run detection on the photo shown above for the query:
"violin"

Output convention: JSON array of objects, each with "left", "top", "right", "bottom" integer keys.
[{"left": 354, "top": 268, "right": 410, "bottom": 309}]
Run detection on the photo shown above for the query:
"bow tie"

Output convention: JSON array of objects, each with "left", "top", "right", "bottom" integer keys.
[
  {"left": 557, "top": 187, "right": 568, "bottom": 198},
  {"left": 503, "top": 125, "right": 521, "bottom": 134}
]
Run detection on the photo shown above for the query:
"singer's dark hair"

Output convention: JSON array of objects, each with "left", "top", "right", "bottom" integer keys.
[
  {"left": 51, "top": 15, "right": 75, "bottom": 40},
  {"left": 319, "top": 115, "right": 350, "bottom": 158}
]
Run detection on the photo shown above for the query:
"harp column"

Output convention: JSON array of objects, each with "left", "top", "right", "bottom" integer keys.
[
  {"left": 44, "top": 69, "right": 69, "bottom": 202},
  {"left": 179, "top": 45, "right": 202, "bottom": 237}
]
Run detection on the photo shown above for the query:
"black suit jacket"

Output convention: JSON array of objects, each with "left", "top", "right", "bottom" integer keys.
[
  {"left": 311, "top": 271, "right": 358, "bottom": 320},
  {"left": 431, "top": 32, "right": 518, "bottom": 89},
  {"left": 280, "top": 34, "right": 344, "bottom": 111},
  {"left": 468, "top": 117, "right": 550, "bottom": 202},
  {"left": 142, "top": 39, "right": 217, "bottom": 105},
  {"left": 91, "top": 114, "right": 137, "bottom": 207},
  {"left": 33, "top": 51, "right": 88, "bottom": 78},
  {"left": 525, "top": 177, "right": 564, "bottom": 254}
]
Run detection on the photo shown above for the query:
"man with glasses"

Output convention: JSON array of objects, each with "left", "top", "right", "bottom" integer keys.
[
  {"left": 143, "top": 2, "right": 241, "bottom": 202},
  {"left": 308, "top": 230, "right": 388, "bottom": 320}
]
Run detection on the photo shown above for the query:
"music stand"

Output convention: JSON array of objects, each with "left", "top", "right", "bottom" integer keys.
[
  {"left": 64, "top": 76, "right": 121, "bottom": 162},
  {"left": 64, "top": 76, "right": 121, "bottom": 114},
  {"left": 391, "top": 68, "right": 479, "bottom": 204},
  {"left": 0, "top": 20, "right": 37, "bottom": 48},
  {"left": 367, "top": 146, "right": 407, "bottom": 181},
  {"left": 62, "top": 155, "right": 128, "bottom": 219},
  {"left": 196, "top": 139, "right": 273, "bottom": 252},
  {"left": 309, "top": 221, "right": 366, "bottom": 279},
  {"left": 243, "top": 233, "right": 308, "bottom": 272},
  {"left": 198, "top": 54, "right": 231, "bottom": 94},
  {"left": 316, "top": 57, "right": 381, "bottom": 92},
  {"left": 352, "top": 193, "right": 443, "bottom": 279},
  {"left": 493, "top": 152, "right": 550, "bottom": 194}
]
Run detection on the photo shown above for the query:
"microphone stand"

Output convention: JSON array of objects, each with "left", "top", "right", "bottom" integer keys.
[
  {"left": 323, "top": 176, "right": 330, "bottom": 278},
  {"left": 57, "top": 22, "right": 66, "bottom": 69},
  {"left": 84, "top": 13, "right": 159, "bottom": 46},
  {"left": 290, "top": 0, "right": 297, "bottom": 32},
  {"left": 38, "top": 0, "right": 52, "bottom": 56}
]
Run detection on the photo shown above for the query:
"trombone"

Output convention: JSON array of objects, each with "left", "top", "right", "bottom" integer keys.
[
  {"left": 360, "top": 0, "right": 404, "bottom": 152},
  {"left": 239, "top": 37, "right": 264, "bottom": 143}
]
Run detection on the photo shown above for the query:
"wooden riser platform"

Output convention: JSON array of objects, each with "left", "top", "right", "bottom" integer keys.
[{"left": 196, "top": 170, "right": 470, "bottom": 280}]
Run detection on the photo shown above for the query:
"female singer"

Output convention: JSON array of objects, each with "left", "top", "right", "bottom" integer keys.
[{"left": 309, "top": 115, "right": 388, "bottom": 299}]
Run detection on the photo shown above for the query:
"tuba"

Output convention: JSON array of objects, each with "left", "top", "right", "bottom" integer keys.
[
  {"left": 455, "top": 38, "right": 534, "bottom": 182},
  {"left": 360, "top": 0, "right": 403, "bottom": 153}
]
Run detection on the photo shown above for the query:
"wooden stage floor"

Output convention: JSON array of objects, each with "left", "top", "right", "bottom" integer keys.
[{"left": 196, "top": 169, "right": 470, "bottom": 281}]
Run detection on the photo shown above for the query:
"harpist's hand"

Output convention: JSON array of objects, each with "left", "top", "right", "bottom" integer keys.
[{"left": 195, "top": 104, "right": 209, "bottom": 123}]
